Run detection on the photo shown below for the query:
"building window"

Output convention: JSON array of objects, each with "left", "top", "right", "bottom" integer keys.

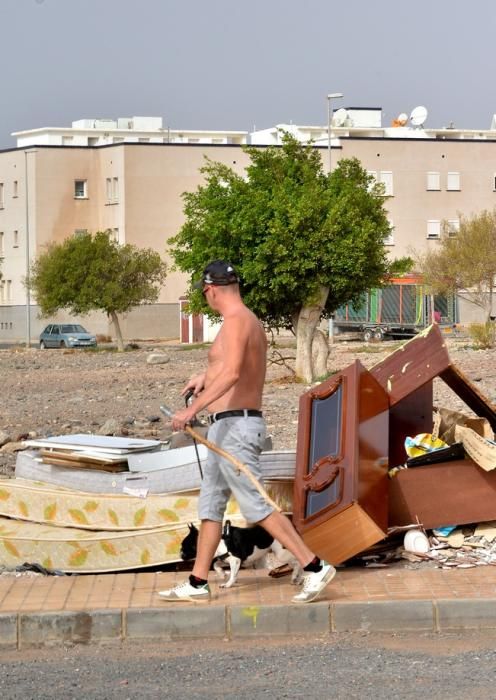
[
  {"left": 63, "top": 136, "right": 74, "bottom": 146},
  {"left": 366, "top": 171, "right": 393, "bottom": 196},
  {"left": 0, "top": 281, "right": 11, "bottom": 304},
  {"left": 378, "top": 171, "right": 394, "bottom": 196},
  {"left": 366, "top": 171, "right": 377, "bottom": 192},
  {"left": 0, "top": 232, "right": 4, "bottom": 254},
  {"left": 0, "top": 183, "right": 4, "bottom": 208},
  {"left": 138, "top": 137, "right": 150, "bottom": 143},
  {"left": 384, "top": 220, "right": 394, "bottom": 246},
  {"left": 447, "top": 219, "right": 460, "bottom": 236},
  {"left": 13, "top": 180, "right": 18, "bottom": 198},
  {"left": 106, "top": 177, "right": 119, "bottom": 203},
  {"left": 447, "top": 172, "right": 460, "bottom": 191},
  {"left": 74, "top": 229, "right": 88, "bottom": 237},
  {"left": 427, "top": 172, "right": 441, "bottom": 190},
  {"left": 74, "top": 180, "right": 87, "bottom": 199},
  {"left": 427, "top": 220, "right": 441, "bottom": 239},
  {"left": 13, "top": 230, "right": 18, "bottom": 247}
]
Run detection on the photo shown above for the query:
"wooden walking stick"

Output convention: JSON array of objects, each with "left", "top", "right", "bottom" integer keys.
[{"left": 160, "top": 405, "right": 281, "bottom": 512}]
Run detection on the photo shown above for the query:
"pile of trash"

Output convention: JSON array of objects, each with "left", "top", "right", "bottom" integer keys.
[{"left": 354, "top": 522, "right": 496, "bottom": 571}]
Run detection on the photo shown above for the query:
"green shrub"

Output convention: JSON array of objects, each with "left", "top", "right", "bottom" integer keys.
[{"left": 468, "top": 321, "right": 496, "bottom": 349}]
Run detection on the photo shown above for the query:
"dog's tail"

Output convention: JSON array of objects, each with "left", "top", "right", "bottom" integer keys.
[{"left": 223, "top": 520, "right": 231, "bottom": 538}]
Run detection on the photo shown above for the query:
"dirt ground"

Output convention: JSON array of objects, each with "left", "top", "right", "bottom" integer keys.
[{"left": 1, "top": 333, "right": 495, "bottom": 479}]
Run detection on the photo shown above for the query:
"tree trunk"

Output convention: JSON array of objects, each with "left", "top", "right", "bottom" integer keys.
[
  {"left": 487, "top": 277, "right": 494, "bottom": 323},
  {"left": 109, "top": 310, "right": 125, "bottom": 352},
  {"left": 312, "top": 328, "right": 330, "bottom": 379},
  {"left": 294, "top": 285, "right": 329, "bottom": 383}
]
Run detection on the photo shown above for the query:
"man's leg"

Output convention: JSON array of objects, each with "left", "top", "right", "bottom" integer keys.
[
  {"left": 258, "top": 510, "right": 314, "bottom": 567},
  {"left": 259, "top": 510, "right": 336, "bottom": 604},
  {"left": 158, "top": 434, "right": 227, "bottom": 602},
  {"left": 192, "top": 519, "right": 222, "bottom": 580}
]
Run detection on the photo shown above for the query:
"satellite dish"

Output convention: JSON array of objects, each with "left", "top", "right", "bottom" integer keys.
[
  {"left": 397, "top": 113, "right": 408, "bottom": 126},
  {"left": 410, "top": 105, "right": 428, "bottom": 127},
  {"left": 332, "top": 108, "right": 348, "bottom": 127}
]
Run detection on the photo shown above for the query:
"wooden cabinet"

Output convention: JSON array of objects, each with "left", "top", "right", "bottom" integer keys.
[{"left": 293, "top": 361, "right": 389, "bottom": 564}]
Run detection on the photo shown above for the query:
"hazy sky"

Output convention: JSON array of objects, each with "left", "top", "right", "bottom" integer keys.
[{"left": 1, "top": 0, "right": 495, "bottom": 148}]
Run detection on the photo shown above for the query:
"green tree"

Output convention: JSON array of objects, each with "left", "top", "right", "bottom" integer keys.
[
  {"left": 30, "top": 231, "right": 167, "bottom": 351},
  {"left": 169, "top": 134, "right": 411, "bottom": 381},
  {"left": 416, "top": 209, "right": 496, "bottom": 322}
]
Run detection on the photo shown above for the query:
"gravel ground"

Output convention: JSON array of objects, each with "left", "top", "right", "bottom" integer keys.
[
  {"left": 1, "top": 632, "right": 496, "bottom": 699},
  {"left": 1, "top": 334, "right": 495, "bottom": 479}
]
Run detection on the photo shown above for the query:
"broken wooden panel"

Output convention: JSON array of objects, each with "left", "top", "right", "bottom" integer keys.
[
  {"left": 370, "top": 324, "right": 450, "bottom": 407},
  {"left": 293, "top": 360, "right": 389, "bottom": 564},
  {"left": 371, "top": 324, "right": 496, "bottom": 466},
  {"left": 388, "top": 458, "right": 496, "bottom": 529},
  {"left": 440, "top": 364, "right": 496, "bottom": 432},
  {"left": 388, "top": 384, "right": 433, "bottom": 469}
]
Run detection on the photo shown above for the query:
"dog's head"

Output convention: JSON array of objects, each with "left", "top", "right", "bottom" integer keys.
[{"left": 180, "top": 523, "right": 199, "bottom": 561}]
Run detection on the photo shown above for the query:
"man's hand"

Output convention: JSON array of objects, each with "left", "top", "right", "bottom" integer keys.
[
  {"left": 171, "top": 405, "right": 198, "bottom": 432},
  {"left": 181, "top": 373, "right": 206, "bottom": 398}
]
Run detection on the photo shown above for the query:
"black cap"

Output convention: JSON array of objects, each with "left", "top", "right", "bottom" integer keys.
[{"left": 194, "top": 260, "right": 239, "bottom": 288}]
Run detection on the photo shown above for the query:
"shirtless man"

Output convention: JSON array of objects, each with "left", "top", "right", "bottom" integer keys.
[{"left": 158, "top": 260, "right": 336, "bottom": 603}]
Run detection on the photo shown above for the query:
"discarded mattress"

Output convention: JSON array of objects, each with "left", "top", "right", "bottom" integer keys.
[
  {"left": 15, "top": 448, "right": 296, "bottom": 494},
  {"left": 0, "top": 514, "right": 246, "bottom": 573},
  {"left": 0, "top": 479, "right": 210, "bottom": 530},
  {"left": 0, "top": 477, "right": 293, "bottom": 529}
]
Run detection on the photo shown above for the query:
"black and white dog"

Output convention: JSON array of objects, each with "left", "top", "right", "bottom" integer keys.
[{"left": 180, "top": 521, "right": 303, "bottom": 588}]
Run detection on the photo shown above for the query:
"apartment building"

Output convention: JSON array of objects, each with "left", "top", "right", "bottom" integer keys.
[{"left": 1, "top": 111, "right": 495, "bottom": 342}]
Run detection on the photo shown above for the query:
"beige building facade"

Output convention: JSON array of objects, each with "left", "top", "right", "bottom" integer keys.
[
  {"left": 1, "top": 119, "right": 496, "bottom": 343},
  {"left": 0, "top": 142, "right": 252, "bottom": 342}
]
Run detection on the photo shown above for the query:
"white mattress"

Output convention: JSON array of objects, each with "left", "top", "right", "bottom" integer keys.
[{"left": 15, "top": 448, "right": 296, "bottom": 494}]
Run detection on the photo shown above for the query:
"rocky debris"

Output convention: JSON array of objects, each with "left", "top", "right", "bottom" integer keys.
[
  {"left": 0, "top": 432, "right": 11, "bottom": 447},
  {"left": 97, "top": 418, "right": 121, "bottom": 436},
  {"left": 0, "top": 441, "right": 27, "bottom": 454},
  {"left": 146, "top": 353, "right": 170, "bottom": 365}
]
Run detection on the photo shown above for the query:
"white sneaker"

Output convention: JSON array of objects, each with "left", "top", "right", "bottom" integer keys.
[
  {"left": 292, "top": 562, "right": 336, "bottom": 604},
  {"left": 158, "top": 580, "right": 211, "bottom": 602}
]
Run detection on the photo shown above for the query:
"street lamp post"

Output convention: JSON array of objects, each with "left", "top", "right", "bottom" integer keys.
[
  {"left": 24, "top": 149, "right": 37, "bottom": 348},
  {"left": 326, "top": 93, "right": 343, "bottom": 343},
  {"left": 327, "top": 92, "right": 343, "bottom": 174}
]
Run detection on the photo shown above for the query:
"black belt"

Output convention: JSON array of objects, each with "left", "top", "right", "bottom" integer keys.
[{"left": 208, "top": 409, "right": 263, "bottom": 424}]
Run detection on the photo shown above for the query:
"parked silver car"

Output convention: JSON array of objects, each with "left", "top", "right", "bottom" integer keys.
[{"left": 39, "top": 324, "right": 97, "bottom": 349}]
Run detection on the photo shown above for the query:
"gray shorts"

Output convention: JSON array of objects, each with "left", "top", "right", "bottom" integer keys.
[{"left": 198, "top": 415, "right": 274, "bottom": 523}]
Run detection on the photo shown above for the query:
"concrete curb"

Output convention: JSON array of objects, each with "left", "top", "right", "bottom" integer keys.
[{"left": 3, "top": 599, "right": 496, "bottom": 649}]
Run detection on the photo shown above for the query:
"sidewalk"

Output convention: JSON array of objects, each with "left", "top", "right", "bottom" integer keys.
[{"left": 2, "top": 565, "right": 496, "bottom": 649}]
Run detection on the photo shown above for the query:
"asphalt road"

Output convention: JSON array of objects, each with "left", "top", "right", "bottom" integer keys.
[{"left": 1, "top": 632, "right": 495, "bottom": 699}]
